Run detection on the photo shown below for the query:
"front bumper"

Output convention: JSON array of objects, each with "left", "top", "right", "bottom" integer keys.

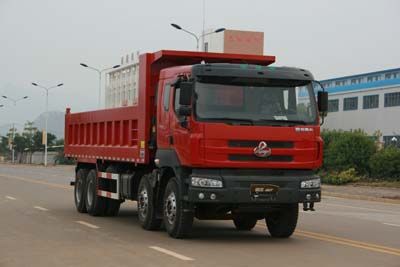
[{"left": 185, "top": 169, "right": 321, "bottom": 204}]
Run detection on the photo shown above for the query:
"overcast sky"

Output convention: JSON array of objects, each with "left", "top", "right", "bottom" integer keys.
[{"left": 0, "top": 0, "right": 399, "bottom": 128}]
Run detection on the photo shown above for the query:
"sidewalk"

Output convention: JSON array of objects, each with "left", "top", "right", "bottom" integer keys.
[{"left": 322, "top": 184, "right": 400, "bottom": 204}]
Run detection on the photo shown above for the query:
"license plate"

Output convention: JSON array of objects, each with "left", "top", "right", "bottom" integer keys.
[{"left": 250, "top": 184, "right": 279, "bottom": 197}]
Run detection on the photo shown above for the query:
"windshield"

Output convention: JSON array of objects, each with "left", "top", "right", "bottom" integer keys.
[{"left": 194, "top": 77, "right": 317, "bottom": 125}]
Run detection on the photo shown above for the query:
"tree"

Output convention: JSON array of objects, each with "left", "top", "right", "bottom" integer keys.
[
  {"left": 13, "top": 133, "right": 29, "bottom": 153},
  {"left": 322, "top": 129, "right": 376, "bottom": 174},
  {"left": 32, "top": 130, "right": 56, "bottom": 151},
  {"left": 0, "top": 136, "right": 9, "bottom": 156},
  {"left": 22, "top": 121, "right": 37, "bottom": 152}
]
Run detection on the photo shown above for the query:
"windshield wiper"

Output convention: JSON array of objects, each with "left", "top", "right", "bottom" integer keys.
[
  {"left": 254, "top": 119, "right": 308, "bottom": 126},
  {"left": 204, "top": 117, "right": 254, "bottom": 125}
]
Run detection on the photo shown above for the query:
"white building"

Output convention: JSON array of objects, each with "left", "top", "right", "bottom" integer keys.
[
  {"left": 105, "top": 53, "right": 139, "bottom": 108},
  {"left": 321, "top": 68, "right": 400, "bottom": 146}
]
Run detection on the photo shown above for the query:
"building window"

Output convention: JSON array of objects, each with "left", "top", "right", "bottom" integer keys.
[
  {"left": 383, "top": 136, "right": 400, "bottom": 148},
  {"left": 363, "top": 95, "right": 379, "bottom": 109},
  {"left": 343, "top": 97, "right": 358, "bottom": 111},
  {"left": 385, "top": 72, "right": 398, "bottom": 79},
  {"left": 334, "top": 80, "right": 347, "bottom": 87},
  {"left": 384, "top": 92, "right": 400, "bottom": 107},
  {"left": 328, "top": 99, "right": 339, "bottom": 112},
  {"left": 367, "top": 75, "right": 379, "bottom": 82}
]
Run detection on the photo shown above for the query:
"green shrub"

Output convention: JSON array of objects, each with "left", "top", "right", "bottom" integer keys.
[
  {"left": 322, "top": 130, "right": 376, "bottom": 174},
  {"left": 321, "top": 168, "right": 360, "bottom": 185},
  {"left": 369, "top": 147, "right": 400, "bottom": 180}
]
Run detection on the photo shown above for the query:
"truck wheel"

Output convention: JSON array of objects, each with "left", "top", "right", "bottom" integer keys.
[
  {"left": 233, "top": 215, "right": 258, "bottom": 231},
  {"left": 265, "top": 204, "right": 298, "bottom": 238},
  {"left": 163, "top": 177, "right": 193, "bottom": 239},
  {"left": 85, "top": 169, "right": 107, "bottom": 216},
  {"left": 74, "top": 168, "right": 88, "bottom": 213},
  {"left": 137, "top": 175, "right": 162, "bottom": 230}
]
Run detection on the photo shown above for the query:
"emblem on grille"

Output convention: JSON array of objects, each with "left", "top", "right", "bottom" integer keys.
[{"left": 253, "top": 141, "right": 272, "bottom": 158}]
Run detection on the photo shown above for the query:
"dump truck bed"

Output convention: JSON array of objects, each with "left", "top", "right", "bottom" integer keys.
[{"left": 64, "top": 105, "right": 147, "bottom": 163}]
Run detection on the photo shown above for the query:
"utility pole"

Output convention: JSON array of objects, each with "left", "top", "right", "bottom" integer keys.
[
  {"left": 11, "top": 123, "right": 15, "bottom": 164},
  {"left": 79, "top": 63, "right": 120, "bottom": 108},
  {"left": 171, "top": 23, "right": 225, "bottom": 51},
  {"left": 202, "top": 0, "right": 206, "bottom": 51},
  {"left": 31, "top": 82, "right": 63, "bottom": 167},
  {"left": 2, "top": 95, "right": 29, "bottom": 164}
]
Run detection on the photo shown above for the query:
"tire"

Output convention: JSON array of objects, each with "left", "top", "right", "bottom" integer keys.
[
  {"left": 163, "top": 178, "right": 193, "bottom": 239},
  {"left": 74, "top": 168, "right": 89, "bottom": 213},
  {"left": 265, "top": 204, "right": 298, "bottom": 238},
  {"left": 137, "top": 175, "right": 162, "bottom": 230},
  {"left": 104, "top": 166, "right": 121, "bottom": 217},
  {"left": 85, "top": 169, "right": 107, "bottom": 216},
  {"left": 233, "top": 215, "right": 258, "bottom": 231}
]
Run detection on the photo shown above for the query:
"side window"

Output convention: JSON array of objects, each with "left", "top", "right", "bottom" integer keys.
[
  {"left": 174, "top": 88, "right": 181, "bottom": 114},
  {"left": 163, "top": 85, "right": 171, "bottom": 111}
]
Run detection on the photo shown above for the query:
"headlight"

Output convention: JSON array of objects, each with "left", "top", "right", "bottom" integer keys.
[
  {"left": 191, "top": 177, "right": 223, "bottom": 188},
  {"left": 300, "top": 178, "right": 321, "bottom": 189}
]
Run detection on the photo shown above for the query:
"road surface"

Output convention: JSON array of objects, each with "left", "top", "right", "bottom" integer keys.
[{"left": 0, "top": 164, "right": 399, "bottom": 267}]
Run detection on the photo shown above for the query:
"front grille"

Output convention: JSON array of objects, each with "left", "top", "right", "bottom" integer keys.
[
  {"left": 228, "top": 140, "right": 294, "bottom": 148},
  {"left": 237, "top": 181, "right": 289, "bottom": 188},
  {"left": 228, "top": 154, "right": 293, "bottom": 162}
]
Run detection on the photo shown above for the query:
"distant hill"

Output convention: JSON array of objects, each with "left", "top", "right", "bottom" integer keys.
[
  {"left": 33, "top": 111, "right": 65, "bottom": 138},
  {"left": 0, "top": 111, "right": 65, "bottom": 138}
]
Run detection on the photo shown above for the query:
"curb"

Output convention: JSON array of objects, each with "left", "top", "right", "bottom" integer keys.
[{"left": 323, "top": 191, "right": 400, "bottom": 204}]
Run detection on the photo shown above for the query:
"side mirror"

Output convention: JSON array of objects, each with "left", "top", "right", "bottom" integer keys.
[
  {"left": 179, "top": 82, "right": 193, "bottom": 106},
  {"left": 178, "top": 106, "right": 192, "bottom": 117},
  {"left": 317, "top": 91, "right": 328, "bottom": 114}
]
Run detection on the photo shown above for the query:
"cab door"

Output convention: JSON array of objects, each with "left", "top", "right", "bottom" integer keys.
[
  {"left": 170, "top": 85, "right": 191, "bottom": 164},
  {"left": 157, "top": 82, "right": 172, "bottom": 149}
]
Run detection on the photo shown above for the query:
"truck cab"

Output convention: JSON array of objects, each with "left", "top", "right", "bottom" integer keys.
[{"left": 154, "top": 63, "right": 325, "bottom": 236}]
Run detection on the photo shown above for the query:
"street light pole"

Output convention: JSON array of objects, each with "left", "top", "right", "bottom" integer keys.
[
  {"left": 11, "top": 123, "right": 15, "bottom": 164},
  {"left": 31, "top": 82, "right": 63, "bottom": 167},
  {"left": 171, "top": 23, "right": 225, "bottom": 51},
  {"left": 79, "top": 63, "right": 120, "bottom": 108},
  {"left": 2, "top": 95, "right": 29, "bottom": 163}
]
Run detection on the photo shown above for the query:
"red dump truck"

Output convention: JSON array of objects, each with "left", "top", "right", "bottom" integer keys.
[{"left": 65, "top": 50, "right": 328, "bottom": 238}]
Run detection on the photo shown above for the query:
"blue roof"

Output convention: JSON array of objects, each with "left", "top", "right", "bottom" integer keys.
[
  {"left": 320, "top": 67, "right": 400, "bottom": 83},
  {"left": 326, "top": 78, "right": 400, "bottom": 94},
  {"left": 313, "top": 67, "right": 400, "bottom": 94}
]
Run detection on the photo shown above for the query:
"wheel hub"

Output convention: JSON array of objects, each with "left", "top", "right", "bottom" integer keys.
[
  {"left": 165, "top": 192, "right": 177, "bottom": 225},
  {"left": 76, "top": 179, "right": 83, "bottom": 202},
  {"left": 86, "top": 180, "right": 94, "bottom": 207},
  {"left": 138, "top": 189, "right": 149, "bottom": 218}
]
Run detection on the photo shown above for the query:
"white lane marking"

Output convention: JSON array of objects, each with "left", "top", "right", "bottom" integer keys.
[
  {"left": 324, "top": 203, "right": 400, "bottom": 215},
  {"left": 5, "top": 196, "right": 16, "bottom": 200},
  {"left": 300, "top": 210, "right": 316, "bottom": 214},
  {"left": 383, "top": 223, "right": 400, "bottom": 228},
  {"left": 76, "top": 220, "right": 100, "bottom": 229},
  {"left": 149, "top": 246, "right": 194, "bottom": 261},
  {"left": 323, "top": 195, "right": 400, "bottom": 206},
  {"left": 34, "top": 206, "right": 49, "bottom": 211}
]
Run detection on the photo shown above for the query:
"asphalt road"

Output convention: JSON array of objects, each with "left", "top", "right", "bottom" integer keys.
[{"left": 0, "top": 164, "right": 399, "bottom": 267}]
